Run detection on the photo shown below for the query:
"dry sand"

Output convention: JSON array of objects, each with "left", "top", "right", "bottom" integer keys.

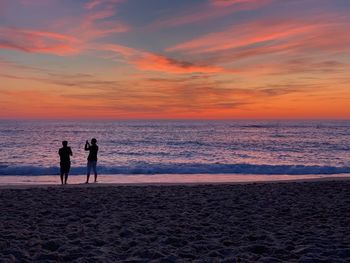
[{"left": 0, "top": 180, "right": 349, "bottom": 262}]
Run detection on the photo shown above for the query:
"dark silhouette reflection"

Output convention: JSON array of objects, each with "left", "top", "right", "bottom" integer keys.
[
  {"left": 58, "top": 141, "right": 72, "bottom": 185},
  {"left": 85, "top": 138, "right": 99, "bottom": 183}
]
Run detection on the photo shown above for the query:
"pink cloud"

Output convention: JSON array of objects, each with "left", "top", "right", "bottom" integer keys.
[
  {"left": 0, "top": 0, "right": 129, "bottom": 56},
  {"left": 57, "top": 0, "right": 129, "bottom": 40},
  {"left": 84, "top": 0, "right": 124, "bottom": 10},
  {"left": 102, "top": 43, "right": 137, "bottom": 57},
  {"left": 0, "top": 27, "right": 79, "bottom": 55},
  {"left": 167, "top": 15, "right": 350, "bottom": 62},
  {"left": 47, "top": 1, "right": 129, "bottom": 52},
  {"left": 84, "top": 0, "right": 103, "bottom": 9},
  {"left": 168, "top": 19, "right": 320, "bottom": 54},
  {"left": 76, "top": 9, "right": 129, "bottom": 39},
  {"left": 210, "top": 0, "right": 264, "bottom": 7}
]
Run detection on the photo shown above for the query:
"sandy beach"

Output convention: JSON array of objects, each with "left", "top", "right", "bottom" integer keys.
[{"left": 0, "top": 180, "right": 349, "bottom": 262}]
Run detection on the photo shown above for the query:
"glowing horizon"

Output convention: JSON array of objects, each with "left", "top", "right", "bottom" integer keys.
[{"left": 0, "top": 0, "right": 349, "bottom": 119}]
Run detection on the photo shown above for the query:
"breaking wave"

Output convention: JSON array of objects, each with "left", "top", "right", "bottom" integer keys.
[{"left": 0, "top": 163, "right": 350, "bottom": 176}]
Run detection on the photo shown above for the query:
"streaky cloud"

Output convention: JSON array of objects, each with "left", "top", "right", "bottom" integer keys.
[
  {"left": 0, "top": 27, "right": 79, "bottom": 55},
  {"left": 101, "top": 44, "right": 233, "bottom": 74}
]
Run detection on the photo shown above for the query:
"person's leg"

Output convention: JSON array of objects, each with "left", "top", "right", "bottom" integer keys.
[
  {"left": 93, "top": 161, "right": 97, "bottom": 182},
  {"left": 86, "top": 161, "right": 91, "bottom": 183},
  {"left": 60, "top": 164, "right": 64, "bottom": 184},
  {"left": 60, "top": 172, "right": 64, "bottom": 185},
  {"left": 65, "top": 163, "right": 70, "bottom": 184}
]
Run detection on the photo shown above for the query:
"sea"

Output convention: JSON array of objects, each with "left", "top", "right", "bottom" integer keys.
[{"left": 0, "top": 120, "right": 349, "bottom": 184}]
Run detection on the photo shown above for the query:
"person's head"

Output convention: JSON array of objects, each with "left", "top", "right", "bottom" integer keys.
[
  {"left": 91, "top": 138, "right": 97, "bottom": 145},
  {"left": 62, "top": 141, "right": 68, "bottom": 147}
]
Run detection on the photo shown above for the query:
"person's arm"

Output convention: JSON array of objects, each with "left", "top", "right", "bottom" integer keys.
[
  {"left": 84, "top": 141, "right": 90, "bottom": 151},
  {"left": 69, "top": 147, "right": 73, "bottom": 156}
]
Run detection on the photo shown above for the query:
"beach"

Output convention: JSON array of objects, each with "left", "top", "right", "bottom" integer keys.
[{"left": 1, "top": 179, "right": 349, "bottom": 262}]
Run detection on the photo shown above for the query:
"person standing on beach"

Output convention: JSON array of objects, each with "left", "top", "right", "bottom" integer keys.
[
  {"left": 85, "top": 138, "right": 99, "bottom": 183},
  {"left": 58, "top": 141, "right": 73, "bottom": 185}
]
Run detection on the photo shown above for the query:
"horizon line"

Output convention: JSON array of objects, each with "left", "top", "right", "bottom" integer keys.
[{"left": 1, "top": 118, "right": 349, "bottom": 121}]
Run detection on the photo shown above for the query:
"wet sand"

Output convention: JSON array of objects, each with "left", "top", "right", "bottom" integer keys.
[
  {"left": 0, "top": 180, "right": 349, "bottom": 262},
  {"left": 1, "top": 173, "right": 350, "bottom": 187}
]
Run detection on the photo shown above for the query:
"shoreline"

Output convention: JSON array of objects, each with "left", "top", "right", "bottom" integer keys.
[{"left": 0, "top": 173, "right": 350, "bottom": 189}]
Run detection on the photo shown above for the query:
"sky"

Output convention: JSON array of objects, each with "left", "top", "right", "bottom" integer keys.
[{"left": 0, "top": 0, "right": 349, "bottom": 119}]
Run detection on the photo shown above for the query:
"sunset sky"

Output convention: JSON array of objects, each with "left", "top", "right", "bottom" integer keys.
[{"left": 0, "top": 0, "right": 349, "bottom": 119}]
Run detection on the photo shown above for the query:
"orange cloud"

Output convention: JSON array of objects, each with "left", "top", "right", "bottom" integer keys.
[
  {"left": 224, "top": 58, "right": 347, "bottom": 78},
  {"left": 0, "top": 27, "right": 79, "bottom": 55},
  {"left": 2, "top": 0, "right": 350, "bottom": 120},
  {"left": 134, "top": 53, "right": 225, "bottom": 74},
  {"left": 101, "top": 44, "right": 230, "bottom": 74},
  {"left": 1, "top": 59, "right": 349, "bottom": 119}
]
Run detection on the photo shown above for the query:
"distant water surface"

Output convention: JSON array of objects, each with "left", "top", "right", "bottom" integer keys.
[{"left": 0, "top": 120, "right": 349, "bottom": 176}]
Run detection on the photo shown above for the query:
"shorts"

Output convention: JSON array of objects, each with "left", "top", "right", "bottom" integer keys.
[
  {"left": 60, "top": 162, "right": 71, "bottom": 174},
  {"left": 87, "top": 161, "right": 97, "bottom": 175}
]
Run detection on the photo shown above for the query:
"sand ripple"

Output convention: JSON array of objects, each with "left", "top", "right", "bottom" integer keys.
[{"left": 0, "top": 181, "right": 349, "bottom": 262}]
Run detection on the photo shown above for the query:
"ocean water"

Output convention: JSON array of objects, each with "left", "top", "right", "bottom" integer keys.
[{"left": 0, "top": 120, "right": 349, "bottom": 176}]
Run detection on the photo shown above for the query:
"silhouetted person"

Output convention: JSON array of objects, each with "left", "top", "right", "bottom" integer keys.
[
  {"left": 58, "top": 141, "right": 72, "bottom": 185},
  {"left": 85, "top": 138, "right": 98, "bottom": 183}
]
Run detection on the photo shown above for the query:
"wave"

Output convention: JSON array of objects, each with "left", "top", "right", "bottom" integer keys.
[{"left": 0, "top": 163, "right": 350, "bottom": 176}]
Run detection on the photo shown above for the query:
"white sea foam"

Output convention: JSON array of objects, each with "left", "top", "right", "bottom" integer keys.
[{"left": 1, "top": 163, "right": 350, "bottom": 176}]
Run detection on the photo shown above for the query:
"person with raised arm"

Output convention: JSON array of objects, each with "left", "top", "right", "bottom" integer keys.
[{"left": 85, "top": 138, "right": 99, "bottom": 183}]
